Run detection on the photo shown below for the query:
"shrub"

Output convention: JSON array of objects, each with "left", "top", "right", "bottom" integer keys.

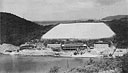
[
  {"left": 120, "top": 53, "right": 128, "bottom": 73},
  {"left": 48, "top": 66, "right": 60, "bottom": 73}
]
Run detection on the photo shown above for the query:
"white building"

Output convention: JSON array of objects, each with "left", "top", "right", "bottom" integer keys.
[
  {"left": 92, "top": 41, "right": 113, "bottom": 55},
  {"left": 113, "top": 49, "right": 128, "bottom": 57}
]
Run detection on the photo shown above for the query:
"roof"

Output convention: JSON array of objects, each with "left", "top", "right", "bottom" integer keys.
[
  {"left": 42, "top": 23, "right": 115, "bottom": 40},
  {"left": 62, "top": 43, "right": 87, "bottom": 47},
  {"left": 47, "top": 44, "right": 61, "bottom": 47},
  {"left": 0, "top": 44, "right": 19, "bottom": 51},
  {"left": 94, "top": 41, "right": 109, "bottom": 44}
]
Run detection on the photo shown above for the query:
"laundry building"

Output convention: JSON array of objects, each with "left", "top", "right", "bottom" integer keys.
[{"left": 42, "top": 22, "right": 115, "bottom": 52}]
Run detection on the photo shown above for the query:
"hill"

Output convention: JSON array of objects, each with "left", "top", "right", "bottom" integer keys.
[
  {"left": 0, "top": 12, "right": 55, "bottom": 46},
  {"left": 102, "top": 15, "right": 128, "bottom": 21},
  {"left": 34, "top": 19, "right": 100, "bottom": 26},
  {"left": 104, "top": 17, "right": 128, "bottom": 48}
]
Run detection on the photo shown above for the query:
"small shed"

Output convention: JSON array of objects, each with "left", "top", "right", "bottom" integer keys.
[
  {"left": 113, "top": 49, "right": 128, "bottom": 57},
  {"left": 47, "top": 44, "right": 61, "bottom": 48},
  {"left": 93, "top": 41, "right": 110, "bottom": 53},
  {"left": 20, "top": 44, "right": 36, "bottom": 50},
  {"left": 47, "top": 44, "right": 62, "bottom": 51},
  {"left": 94, "top": 41, "right": 109, "bottom": 48}
]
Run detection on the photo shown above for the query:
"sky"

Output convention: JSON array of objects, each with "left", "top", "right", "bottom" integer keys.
[{"left": 1, "top": 0, "right": 128, "bottom": 21}]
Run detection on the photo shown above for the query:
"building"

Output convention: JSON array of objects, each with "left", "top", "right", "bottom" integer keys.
[
  {"left": 61, "top": 43, "right": 87, "bottom": 51},
  {"left": 92, "top": 41, "right": 111, "bottom": 54},
  {"left": 94, "top": 41, "right": 109, "bottom": 49},
  {"left": 113, "top": 49, "right": 128, "bottom": 57},
  {"left": 47, "top": 43, "right": 88, "bottom": 51},
  {"left": 47, "top": 44, "right": 62, "bottom": 51},
  {"left": 47, "top": 44, "right": 61, "bottom": 48},
  {"left": 41, "top": 22, "right": 115, "bottom": 54},
  {"left": 19, "top": 44, "right": 36, "bottom": 50}
]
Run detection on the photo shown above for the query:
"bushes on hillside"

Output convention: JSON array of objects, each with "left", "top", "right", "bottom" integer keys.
[
  {"left": 48, "top": 58, "right": 122, "bottom": 73},
  {"left": 120, "top": 53, "right": 128, "bottom": 73},
  {"left": 48, "top": 66, "right": 60, "bottom": 73},
  {"left": 105, "top": 17, "right": 128, "bottom": 48}
]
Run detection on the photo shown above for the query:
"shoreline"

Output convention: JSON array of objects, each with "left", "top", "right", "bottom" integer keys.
[{"left": 0, "top": 52, "right": 105, "bottom": 59}]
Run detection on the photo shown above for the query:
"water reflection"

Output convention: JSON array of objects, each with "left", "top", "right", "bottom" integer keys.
[
  {"left": 0, "top": 56, "right": 37, "bottom": 73},
  {"left": 0, "top": 55, "right": 91, "bottom": 73}
]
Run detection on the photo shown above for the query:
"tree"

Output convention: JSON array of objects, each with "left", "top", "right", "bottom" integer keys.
[{"left": 121, "top": 53, "right": 128, "bottom": 73}]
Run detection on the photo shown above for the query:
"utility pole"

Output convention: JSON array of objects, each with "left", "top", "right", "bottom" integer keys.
[{"left": 0, "top": 13, "right": 1, "bottom": 44}]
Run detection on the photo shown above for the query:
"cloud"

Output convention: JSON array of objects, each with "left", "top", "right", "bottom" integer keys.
[
  {"left": 68, "top": 1, "right": 95, "bottom": 9},
  {"left": 95, "top": 0, "right": 123, "bottom": 5},
  {"left": 126, "top": 0, "right": 128, "bottom": 3},
  {"left": 2, "top": 0, "right": 128, "bottom": 21},
  {"left": 0, "top": 0, "right": 3, "bottom": 11},
  {"left": 44, "top": 0, "right": 95, "bottom": 10},
  {"left": 26, "top": 0, "right": 96, "bottom": 14}
]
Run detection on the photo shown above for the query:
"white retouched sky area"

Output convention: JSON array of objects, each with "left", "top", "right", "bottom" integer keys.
[{"left": 1, "top": 0, "right": 128, "bottom": 21}]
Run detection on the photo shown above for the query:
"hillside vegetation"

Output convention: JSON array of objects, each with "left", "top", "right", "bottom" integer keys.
[
  {"left": 0, "top": 12, "right": 55, "bottom": 46},
  {"left": 104, "top": 17, "right": 128, "bottom": 48}
]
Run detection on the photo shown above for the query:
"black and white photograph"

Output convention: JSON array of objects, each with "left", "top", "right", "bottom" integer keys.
[{"left": 0, "top": 0, "right": 128, "bottom": 73}]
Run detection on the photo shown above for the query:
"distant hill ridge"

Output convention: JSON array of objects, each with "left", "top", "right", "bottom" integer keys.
[
  {"left": 102, "top": 15, "right": 128, "bottom": 21},
  {"left": 0, "top": 12, "right": 55, "bottom": 46},
  {"left": 104, "top": 16, "right": 128, "bottom": 48}
]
